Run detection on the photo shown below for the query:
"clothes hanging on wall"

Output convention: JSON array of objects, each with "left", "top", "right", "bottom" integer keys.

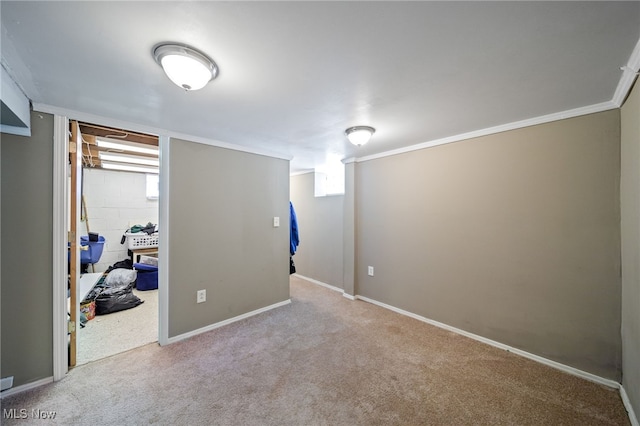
[
  {"left": 290, "top": 201, "right": 299, "bottom": 255},
  {"left": 290, "top": 201, "right": 299, "bottom": 274}
]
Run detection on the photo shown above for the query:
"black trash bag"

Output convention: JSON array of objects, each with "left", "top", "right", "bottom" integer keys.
[
  {"left": 105, "top": 258, "right": 133, "bottom": 273},
  {"left": 83, "top": 285, "right": 105, "bottom": 303},
  {"left": 95, "top": 284, "right": 143, "bottom": 315}
]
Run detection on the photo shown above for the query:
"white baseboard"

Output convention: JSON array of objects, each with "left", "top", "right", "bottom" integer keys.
[
  {"left": 166, "top": 299, "right": 291, "bottom": 345},
  {"left": 3, "top": 280, "right": 637, "bottom": 426},
  {"left": 355, "top": 294, "right": 619, "bottom": 389},
  {"left": 295, "top": 275, "right": 634, "bottom": 416},
  {"left": 2, "top": 300, "right": 292, "bottom": 398},
  {"left": 0, "top": 377, "right": 53, "bottom": 399},
  {"left": 621, "top": 385, "right": 640, "bottom": 426},
  {"left": 294, "top": 274, "right": 344, "bottom": 294},
  {"left": 293, "top": 274, "right": 356, "bottom": 300},
  {"left": 295, "top": 276, "right": 623, "bottom": 388},
  {"left": 359, "top": 291, "right": 639, "bottom": 426}
]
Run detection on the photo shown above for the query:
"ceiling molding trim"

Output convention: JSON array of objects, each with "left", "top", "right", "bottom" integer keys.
[
  {"left": 32, "top": 103, "right": 292, "bottom": 162},
  {"left": 1, "top": 65, "right": 31, "bottom": 135},
  {"left": 0, "top": 35, "right": 39, "bottom": 101},
  {"left": 342, "top": 157, "right": 356, "bottom": 165},
  {"left": 166, "top": 131, "right": 293, "bottom": 161},
  {"left": 355, "top": 101, "right": 618, "bottom": 164},
  {"left": 612, "top": 36, "right": 640, "bottom": 107}
]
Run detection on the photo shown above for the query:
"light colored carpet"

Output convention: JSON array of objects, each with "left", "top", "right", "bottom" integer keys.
[
  {"left": 77, "top": 288, "right": 158, "bottom": 365},
  {"left": 2, "top": 276, "right": 629, "bottom": 425}
]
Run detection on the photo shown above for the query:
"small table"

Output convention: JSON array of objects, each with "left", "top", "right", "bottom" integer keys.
[{"left": 130, "top": 247, "right": 158, "bottom": 263}]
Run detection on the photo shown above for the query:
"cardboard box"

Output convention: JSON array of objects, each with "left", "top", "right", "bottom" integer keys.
[{"left": 80, "top": 300, "right": 96, "bottom": 321}]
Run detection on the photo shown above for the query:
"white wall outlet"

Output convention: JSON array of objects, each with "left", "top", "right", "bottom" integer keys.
[
  {"left": 197, "top": 289, "right": 206, "bottom": 304},
  {"left": 273, "top": 216, "right": 280, "bottom": 227},
  {"left": 368, "top": 266, "right": 374, "bottom": 276}
]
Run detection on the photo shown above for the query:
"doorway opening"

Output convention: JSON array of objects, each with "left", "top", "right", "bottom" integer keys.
[{"left": 69, "top": 121, "right": 160, "bottom": 366}]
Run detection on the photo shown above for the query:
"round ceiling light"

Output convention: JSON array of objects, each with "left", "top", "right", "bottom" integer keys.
[
  {"left": 153, "top": 43, "right": 218, "bottom": 91},
  {"left": 345, "top": 126, "right": 376, "bottom": 146}
]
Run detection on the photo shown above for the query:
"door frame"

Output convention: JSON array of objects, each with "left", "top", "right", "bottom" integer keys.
[
  {"left": 52, "top": 115, "right": 69, "bottom": 380},
  {"left": 51, "top": 112, "right": 169, "bottom": 379}
]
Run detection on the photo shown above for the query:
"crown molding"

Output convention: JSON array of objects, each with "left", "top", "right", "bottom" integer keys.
[
  {"left": 355, "top": 36, "right": 640, "bottom": 165},
  {"left": 613, "top": 37, "right": 640, "bottom": 107},
  {"left": 355, "top": 101, "right": 617, "bottom": 164}
]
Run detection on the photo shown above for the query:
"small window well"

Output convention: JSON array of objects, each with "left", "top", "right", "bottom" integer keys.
[
  {"left": 314, "top": 158, "right": 345, "bottom": 197},
  {"left": 146, "top": 174, "right": 159, "bottom": 199}
]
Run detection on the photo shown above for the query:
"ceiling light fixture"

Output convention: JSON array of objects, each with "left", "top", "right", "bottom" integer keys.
[
  {"left": 96, "top": 138, "right": 159, "bottom": 156},
  {"left": 153, "top": 43, "right": 218, "bottom": 91},
  {"left": 98, "top": 152, "right": 159, "bottom": 167},
  {"left": 345, "top": 126, "right": 376, "bottom": 146},
  {"left": 101, "top": 161, "right": 159, "bottom": 174}
]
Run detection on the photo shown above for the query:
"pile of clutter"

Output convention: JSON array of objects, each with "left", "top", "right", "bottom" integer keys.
[{"left": 79, "top": 258, "right": 148, "bottom": 327}]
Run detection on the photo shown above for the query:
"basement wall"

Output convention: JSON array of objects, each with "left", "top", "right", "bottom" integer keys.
[
  {"left": 81, "top": 168, "right": 158, "bottom": 271},
  {"left": 355, "top": 110, "right": 622, "bottom": 380},
  {"left": 621, "top": 80, "right": 640, "bottom": 416},
  {"left": 1, "top": 112, "right": 54, "bottom": 387},
  {"left": 167, "top": 138, "right": 290, "bottom": 337},
  {"left": 290, "top": 172, "right": 344, "bottom": 289}
]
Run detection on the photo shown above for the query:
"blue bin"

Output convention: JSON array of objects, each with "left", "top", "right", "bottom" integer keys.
[
  {"left": 80, "top": 236, "right": 105, "bottom": 264},
  {"left": 134, "top": 263, "right": 158, "bottom": 290}
]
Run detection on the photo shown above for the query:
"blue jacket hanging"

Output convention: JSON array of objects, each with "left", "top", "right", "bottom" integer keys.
[{"left": 290, "top": 201, "right": 299, "bottom": 255}]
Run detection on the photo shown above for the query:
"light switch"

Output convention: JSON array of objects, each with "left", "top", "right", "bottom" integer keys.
[{"left": 273, "top": 217, "right": 280, "bottom": 227}]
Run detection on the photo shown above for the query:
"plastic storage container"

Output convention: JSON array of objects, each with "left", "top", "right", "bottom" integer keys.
[
  {"left": 80, "top": 235, "right": 105, "bottom": 264},
  {"left": 67, "top": 235, "right": 106, "bottom": 264},
  {"left": 134, "top": 263, "right": 158, "bottom": 290},
  {"left": 125, "top": 232, "right": 159, "bottom": 249}
]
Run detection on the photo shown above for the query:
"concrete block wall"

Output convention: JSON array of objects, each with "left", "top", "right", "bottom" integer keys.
[{"left": 80, "top": 168, "right": 158, "bottom": 272}]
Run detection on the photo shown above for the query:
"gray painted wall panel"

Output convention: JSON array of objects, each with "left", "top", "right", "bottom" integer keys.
[
  {"left": 1, "top": 112, "right": 54, "bottom": 387},
  {"left": 343, "top": 163, "right": 356, "bottom": 296},
  {"left": 355, "top": 110, "right": 622, "bottom": 379},
  {"left": 168, "top": 139, "right": 290, "bottom": 337},
  {"left": 621, "top": 81, "right": 640, "bottom": 416},
  {"left": 290, "top": 172, "right": 344, "bottom": 289}
]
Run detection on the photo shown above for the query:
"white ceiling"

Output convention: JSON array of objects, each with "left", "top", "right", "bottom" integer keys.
[{"left": 2, "top": 1, "right": 639, "bottom": 173}]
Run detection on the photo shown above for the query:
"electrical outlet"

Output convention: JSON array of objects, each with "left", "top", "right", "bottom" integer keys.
[
  {"left": 368, "top": 266, "right": 374, "bottom": 276},
  {"left": 197, "top": 289, "right": 206, "bottom": 303},
  {"left": 273, "top": 216, "right": 280, "bottom": 227}
]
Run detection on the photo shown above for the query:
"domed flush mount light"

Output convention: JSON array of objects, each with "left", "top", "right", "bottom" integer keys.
[
  {"left": 345, "top": 126, "right": 375, "bottom": 146},
  {"left": 153, "top": 43, "right": 218, "bottom": 91}
]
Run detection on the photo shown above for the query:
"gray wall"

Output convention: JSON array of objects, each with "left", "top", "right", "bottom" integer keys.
[
  {"left": 621, "top": 81, "right": 640, "bottom": 415},
  {"left": 1, "top": 112, "right": 54, "bottom": 387},
  {"left": 290, "top": 172, "right": 344, "bottom": 289},
  {"left": 168, "top": 138, "right": 290, "bottom": 337},
  {"left": 343, "top": 163, "right": 356, "bottom": 296},
  {"left": 355, "top": 110, "right": 622, "bottom": 380},
  {"left": 0, "top": 125, "right": 290, "bottom": 387}
]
